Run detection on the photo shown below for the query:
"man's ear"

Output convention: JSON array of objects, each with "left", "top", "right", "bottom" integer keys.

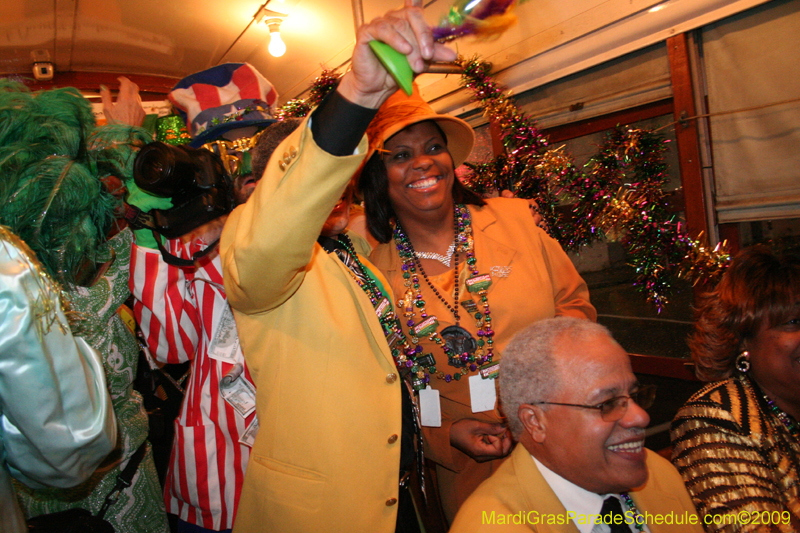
[{"left": 519, "top": 404, "right": 547, "bottom": 443}]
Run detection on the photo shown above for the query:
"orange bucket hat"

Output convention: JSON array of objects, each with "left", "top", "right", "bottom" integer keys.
[{"left": 365, "top": 84, "right": 475, "bottom": 167}]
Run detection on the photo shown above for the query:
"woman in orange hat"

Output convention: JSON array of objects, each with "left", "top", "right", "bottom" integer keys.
[{"left": 360, "top": 85, "right": 597, "bottom": 523}]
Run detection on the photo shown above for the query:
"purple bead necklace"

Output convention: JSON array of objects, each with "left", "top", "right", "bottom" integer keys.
[
  {"left": 393, "top": 204, "right": 496, "bottom": 385},
  {"left": 761, "top": 392, "right": 799, "bottom": 437},
  {"left": 619, "top": 493, "right": 645, "bottom": 532}
]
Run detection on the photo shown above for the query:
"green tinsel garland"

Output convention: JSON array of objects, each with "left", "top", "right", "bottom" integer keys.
[
  {"left": 457, "top": 56, "right": 585, "bottom": 249},
  {"left": 275, "top": 56, "right": 732, "bottom": 309},
  {"left": 277, "top": 68, "right": 341, "bottom": 119},
  {"left": 455, "top": 56, "right": 730, "bottom": 309}
]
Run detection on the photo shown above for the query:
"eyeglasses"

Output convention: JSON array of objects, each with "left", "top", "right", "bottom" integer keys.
[{"left": 530, "top": 384, "right": 656, "bottom": 422}]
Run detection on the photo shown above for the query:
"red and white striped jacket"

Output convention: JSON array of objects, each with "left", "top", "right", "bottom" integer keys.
[{"left": 130, "top": 238, "right": 256, "bottom": 531}]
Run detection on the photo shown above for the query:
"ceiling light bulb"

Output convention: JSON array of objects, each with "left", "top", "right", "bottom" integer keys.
[{"left": 267, "top": 22, "right": 286, "bottom": 57}]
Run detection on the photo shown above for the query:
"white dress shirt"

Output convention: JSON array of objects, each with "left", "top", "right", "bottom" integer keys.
[{"left": 532, "top": 455, "right": 648, "bottom": 533}]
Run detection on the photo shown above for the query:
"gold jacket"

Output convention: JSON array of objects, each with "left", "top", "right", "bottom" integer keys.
[
  {"left": 671, "top": 376, "right": 800, "bottom": 532},
  {"left": 449, "top": 445, "right": 703, "bottom": 532},
  {"left": 222, "top": 120, "right": 402, "bottom": 533}
]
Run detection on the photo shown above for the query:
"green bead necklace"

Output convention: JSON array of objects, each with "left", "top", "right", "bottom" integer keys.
[
  {"left": 393, "top": 204, "right": 498, "bottom": 387},
  {"left": 619, "top": 493, "right": 645, "bottom": 532},
  {"left": 337, "top": 235, "right": 431, "bottom": 382},
  {"left": 761, "top": 391, "right": 799, "bottom": 437}
]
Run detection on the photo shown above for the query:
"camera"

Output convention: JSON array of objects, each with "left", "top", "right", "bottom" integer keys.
[{"left": 132, "top": 142, "right": 233, "bottom": 239}]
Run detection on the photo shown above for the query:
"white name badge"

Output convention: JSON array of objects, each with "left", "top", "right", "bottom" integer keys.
[
  {"left": 419, "top": 386, "right": 442, "bottom": 427},
  {"left": 469, "top": 374, "right": 497, "bottom": 413}
]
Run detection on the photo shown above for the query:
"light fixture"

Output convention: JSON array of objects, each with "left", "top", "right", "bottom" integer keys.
[
  {"left": 265, "top": 18, "right": 286, "bottom": 57},
  {"left": 258, "top": 6, "right": 288, "bottom": 58}
]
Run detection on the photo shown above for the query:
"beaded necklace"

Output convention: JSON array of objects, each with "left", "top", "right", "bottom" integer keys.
[
  {"left": 743, "top": 375, "right": 800, "bottom": 438},
  {"left": 761, "top": 391, "right": 799, "bottom": 437},
  {"left": 619, "top": 493, "right": 645, "bottom": 532},
  {"left": 393, "top": 204, "right": 498, "bottom": 385},
  {"left": 414, "top": 243, "right": 455, "bottom": 267},
  {"left": 336, "top": 235, "right": 427, "bottom": 383},
  {"left": 411, "top": 219, "right": 462, "bottom": 326},
  {"left": 336, "top": 235, "right": 427, "bottom": 490}
]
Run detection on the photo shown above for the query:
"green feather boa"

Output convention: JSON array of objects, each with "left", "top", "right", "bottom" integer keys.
[{"left": 0, "top": 80, "right": 152, "bottom": 287}]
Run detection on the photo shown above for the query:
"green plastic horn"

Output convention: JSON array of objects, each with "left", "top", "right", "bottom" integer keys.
[{"left": 369, "top": 41, "right": 415, "bottom": 96}]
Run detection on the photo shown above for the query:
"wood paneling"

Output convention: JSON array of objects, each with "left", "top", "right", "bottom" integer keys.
[
  {"left": 667, "top": 33, "right": 709, "bottom": 239},
  {"left": 7, "top": 72, "right": 178, "bottom": 99}
]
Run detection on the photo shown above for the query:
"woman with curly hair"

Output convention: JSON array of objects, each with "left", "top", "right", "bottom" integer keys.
[{"left": 671, "top": 245, "right": 800, "bottom": 532}]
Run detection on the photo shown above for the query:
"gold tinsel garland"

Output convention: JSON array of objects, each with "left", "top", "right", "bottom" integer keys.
[
  {"left": 456, "top": 55, "right": 731, "bottom": 309},
  {"left": 275, "top": 56, "right": 733, "bottom": 309},
  {"left": 277, "top": 68, "right": 342, "bottom": 119}
]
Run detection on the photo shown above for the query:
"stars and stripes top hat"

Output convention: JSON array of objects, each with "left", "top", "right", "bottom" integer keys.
[{"left": 169, "top": 63, "right": 279, "bottom": 148}]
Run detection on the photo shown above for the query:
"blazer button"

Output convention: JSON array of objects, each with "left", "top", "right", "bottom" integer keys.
[
  {"left": 386, "top": 497, "right": 398, "bottom": 506},
  {"left": 279, "top": 161, "right": 287, "bottom": 171},
  {"left": 283, "top": 152, "right": 292, "bottom": 165},
  {"left": 289, "top": 146, "right": 298, "bottom": 158},
  {"left": 386, "top": 373, "right": 397, "bottom": 383},
  {"left": 388, "top": 434, "right": 398, "bottom": 444}
]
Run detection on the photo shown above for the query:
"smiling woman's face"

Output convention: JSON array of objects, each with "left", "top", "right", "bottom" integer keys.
[
  {"left": 747, "top": 309, "right": 800, "bottom": 413},
  {"left": 382, "top": 121, "right": 455, "bottom": 221}
]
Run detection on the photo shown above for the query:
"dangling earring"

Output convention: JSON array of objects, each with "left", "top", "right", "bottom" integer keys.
[{"left": 736, "top": 351, "right": 751, "bottom": 373}]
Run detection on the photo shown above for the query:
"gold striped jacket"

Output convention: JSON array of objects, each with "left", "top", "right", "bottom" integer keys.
[{"left": 671, "top": 376, "right": 800, "bottom": 532}]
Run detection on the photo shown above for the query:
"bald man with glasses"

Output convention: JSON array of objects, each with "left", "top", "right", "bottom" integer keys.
[{"left": 450, "top": 317, "right": 703, "bottom": 533}]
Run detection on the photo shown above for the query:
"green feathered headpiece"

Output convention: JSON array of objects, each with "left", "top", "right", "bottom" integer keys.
[{"left": 0, "top": 80, "right": 152, "bottom": 287}]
